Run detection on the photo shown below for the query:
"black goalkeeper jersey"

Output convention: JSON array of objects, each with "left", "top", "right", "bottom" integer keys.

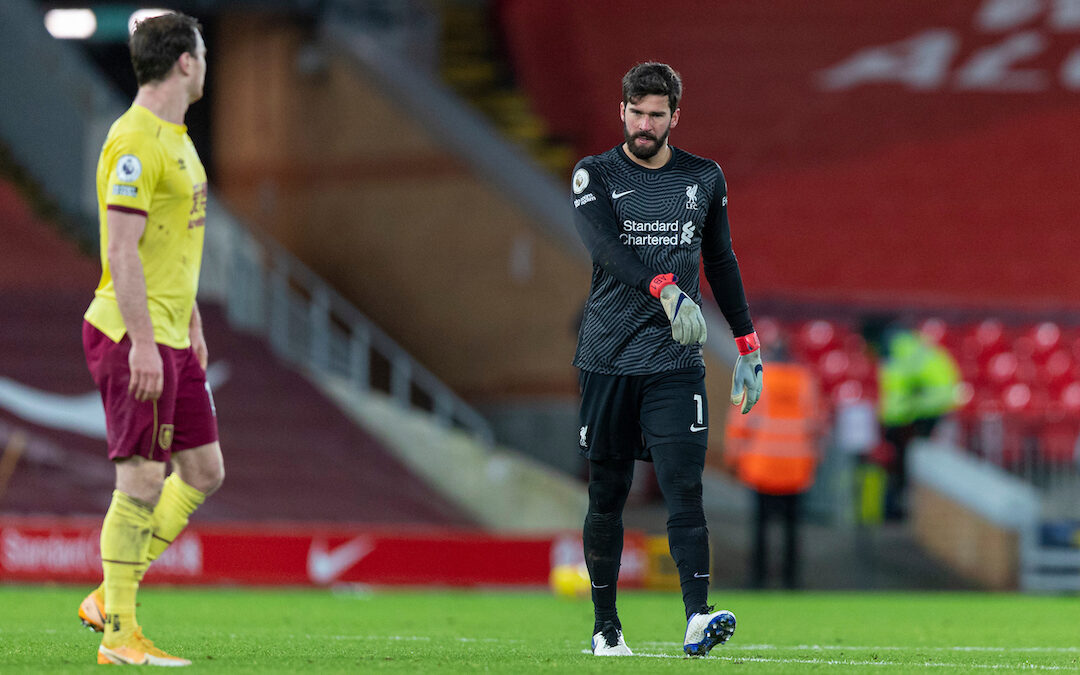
[{"left": 571, "top": 145, "right": 753, "bottom": 376}]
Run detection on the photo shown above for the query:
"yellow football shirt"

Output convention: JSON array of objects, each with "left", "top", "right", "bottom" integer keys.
[{"left": 85, "top": 105, "right": 208, "bottom": 349}]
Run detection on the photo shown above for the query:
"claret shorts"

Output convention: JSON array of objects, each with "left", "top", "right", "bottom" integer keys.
[{"left": 83, "top": 321, "right": 218, "bottom": 462}]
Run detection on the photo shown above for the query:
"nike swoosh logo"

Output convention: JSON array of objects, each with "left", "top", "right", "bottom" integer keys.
[
  {"left": 611, "top": 189, "right": 635, "bottom": 199},
  {"left": 690, "top": 424, "right": 708, "bottom": 432},
  {"left": 591, "top": 582, "right": 609, "bottom": 589},
  {"left": 693, "top": 572, "right": 710, "bottom": 578},
  {"left": 307, "top": 537, "right": 374, "bottom": 584}
]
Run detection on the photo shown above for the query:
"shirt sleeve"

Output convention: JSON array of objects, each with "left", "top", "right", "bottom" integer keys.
[
  {"left": 103, "top": 132, "right": 163, "bottom": 217},
  {"left": 571, "top": 159, "right": 660, "bottom": 294},
  {"left": 701, "top": 166, "right": 755, "bottom": 337}
]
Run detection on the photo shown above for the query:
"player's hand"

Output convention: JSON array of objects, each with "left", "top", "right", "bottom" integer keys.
[
  {"left": 659, "top": 284, "right": 707, "bottom": 346},
  {"left": 190, "top": 326, "right": 208, "bottom": 371},
  {"left": 730, "top": 334, "right": 763, "bottom": 414},
  {"left": 128, "top": 340, "right": 164, "bottom": 402}
]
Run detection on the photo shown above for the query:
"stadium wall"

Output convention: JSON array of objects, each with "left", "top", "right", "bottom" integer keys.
[
  {"left": 212, "top": 13, "right": 586, "bottom": 399},
  {"left": 909, "top": 442, "right": 1040, "bottom": 589}
]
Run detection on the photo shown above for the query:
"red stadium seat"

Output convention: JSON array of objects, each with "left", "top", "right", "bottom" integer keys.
[
  {"left": 831, "top": 379, "right": 868, "bottom": 405},
  {"left": 1002, "top": 383, "right": 1032, "bottom": 413},
  {"left": 961, "top": 320, "right": 1011, "bottom": 370},
  {"left": 974, "top": 319, "right": 1007, "bottom": 351},
  {"left": 955, "top": 381, "right": 977, "bottom": 417},
  {"left": 817, "top": 349, "right": 850, "bottom": 392},
  {"left": 918, "top": 317, "right": 949, "bottom": 346},
  {"left": 793, "top": 319, "right": 843, "bottom": 362},
  {"left": 1059, "top": 382, "right": 1080, "bottom": 416},
  {"left": 1030, "top": 322, "right": 1063, "bottom": 361},
  {"left": 1042, "top": 349, "right": 1074, "bottom": 393},
  {"left": 984, "top": 351, "right": 1019, "bottom": 388}
]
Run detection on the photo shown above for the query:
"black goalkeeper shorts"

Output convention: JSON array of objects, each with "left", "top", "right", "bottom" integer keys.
[{"left": 577, "top": 367, "right": 709, "bottom": 462}]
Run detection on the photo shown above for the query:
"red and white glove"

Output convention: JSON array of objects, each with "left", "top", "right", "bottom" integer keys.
[
  {"left": 730, "top": 332, "right": 763, "bottom": 414},
  {"left": 650, "top": 274, "right": 707, "bottom": 346}
]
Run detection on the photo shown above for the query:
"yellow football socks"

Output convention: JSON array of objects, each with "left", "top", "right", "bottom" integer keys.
[
  {"left": 136, "top": 473, "right": 207, "bottom": 582},
  {"left": 100, "top": 490, "right": 153, "bottom": 643}
]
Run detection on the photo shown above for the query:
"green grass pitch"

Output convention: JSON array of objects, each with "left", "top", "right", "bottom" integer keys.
[{"left": 1, "top": 585, "right": 1078, "bottom": 672}]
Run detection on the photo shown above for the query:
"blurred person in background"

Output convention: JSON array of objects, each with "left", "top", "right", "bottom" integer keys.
[
  {"left": 570, "top": 61, "right": 762, "bottom": 657},
  {"left": 79, "top": 12, "right": 223, "bottom": 666},
  {"left": 861, "top": 317, "right": 960, "bottom": 520},
  {"left": 724, "top": 340, "right": 823, "bottom": 589}
]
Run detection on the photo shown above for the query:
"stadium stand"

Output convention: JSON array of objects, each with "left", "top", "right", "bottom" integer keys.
[
  {"left": 496, "top": 0, "right": 1080, "bottom": 310},
  {"left": 744, "top": 314, "right": 1080, "bottom": 476},
  {"left": 0, "top": 175, "right": 473, "bottom": 525}
]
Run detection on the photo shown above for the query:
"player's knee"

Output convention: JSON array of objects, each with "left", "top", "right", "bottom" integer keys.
[
  {"left": 189, "top": 462, "right": 224, "bottom": 496},
  {"left": 586, "top": 509, "right": 621, "bottom": 525},
  {"left": 198, "top": 465, "right": 224, "bottom": 495},
  {"left": 671, "top": 476, "right": 702, "bottom": 507},
  {"left": 172, "top": 443, "right": 225, "bottom": 495},
  {"left": 660, "top": 463, "right": 702, "bottom": 501},
  {"left": 660, "top": 467, "right": 705, "bottom": 523},
  {"left": 115, "top": 457, "right": 167, "bottom": 505},
  {"left": 588, "top": 480, "right": 630, "bottom": 514},
  {"left": 122, "top": 482, "right": 164, "bottom": 507}
]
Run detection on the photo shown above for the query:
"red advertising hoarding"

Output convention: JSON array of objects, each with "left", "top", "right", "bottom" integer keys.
[{"left": 0, "top": 516, "right": 647, "bottom": 588}]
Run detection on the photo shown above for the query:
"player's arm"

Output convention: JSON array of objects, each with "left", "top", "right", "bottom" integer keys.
[
  {"left": 189, "top": 301, "right": 208, "bottom": 370},
  {"left": 571, "top": 161, "right": 706, "bottom": 345},
  {"left": 106, "top": 208, "right": 163, "bottom": 402},
  {"left": 701, "top": 170, "right": 762, "bottom": 413},
  {"left": 571, "top": 162, "right": 657, "bottom": 292}
]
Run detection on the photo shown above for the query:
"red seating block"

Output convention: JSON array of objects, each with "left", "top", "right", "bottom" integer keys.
[{"left": 793, "top": 319, "right": 844, "bottom": 362}]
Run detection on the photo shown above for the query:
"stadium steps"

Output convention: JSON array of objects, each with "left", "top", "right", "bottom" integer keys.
[
  {"left": 315, "top": 373, "right": 588, "bottom": 532},
  {"left": 436, "top": 0, "right": 576, "bottom": 176}
]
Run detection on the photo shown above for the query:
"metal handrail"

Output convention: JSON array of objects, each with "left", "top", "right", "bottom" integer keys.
[{"left": 206, "top": 213, "right": 494, "bottom": 445}]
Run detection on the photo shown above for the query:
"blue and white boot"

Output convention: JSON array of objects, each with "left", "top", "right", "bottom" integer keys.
[{"left": 683, "top": 607, "right": 736, "bottom": 656}]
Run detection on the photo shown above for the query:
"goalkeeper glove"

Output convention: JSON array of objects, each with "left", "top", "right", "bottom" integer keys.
[
  {"left": 730, "top": 332, "right": 763, "bottom": 414},
  {"left": 651, "top": 274, "right": 707, "bottom": 346}
]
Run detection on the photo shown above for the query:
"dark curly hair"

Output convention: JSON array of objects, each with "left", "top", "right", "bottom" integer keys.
[
  {"left": 622, "top": 62, "right": 682, "bottom": 113},
  {"left": 129, "top": 12, "right": 202, "bottom": 86}
]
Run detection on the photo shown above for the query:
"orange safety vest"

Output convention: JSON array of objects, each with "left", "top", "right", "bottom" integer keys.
[{"left": 725, "top": 362, "right": 822, "bottom": 495}]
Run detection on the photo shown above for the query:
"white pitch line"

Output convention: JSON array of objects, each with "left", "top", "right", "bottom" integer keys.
[
  {"left": 583, "top": 651, "right": 1079, "bottom": 670},
  {"left": 306, "top": 635, "right": 1078, "bottom": 668},
  {"left": 708, "top": 656, "right": 1077, "bottom": 670},
  {"left": 638, "top": 642, "right": 1080, "bottom": 654}
]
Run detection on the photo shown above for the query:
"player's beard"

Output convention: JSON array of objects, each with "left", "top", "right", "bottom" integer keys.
[{"left": 623, "top": 126, "right": 669, "bottom": 160}]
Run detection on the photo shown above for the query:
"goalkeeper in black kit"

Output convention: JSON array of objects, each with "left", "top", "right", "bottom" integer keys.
[{"left": 571, "top": 62, "right": 763, "bottom": 657}]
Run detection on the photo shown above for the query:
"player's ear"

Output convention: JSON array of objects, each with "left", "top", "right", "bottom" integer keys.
[
  {"left": 670, "top": 108, "right": 680, "bottom": 128},
  {"left": 619, "top": 102, "right": 626, "bottom": 122}
]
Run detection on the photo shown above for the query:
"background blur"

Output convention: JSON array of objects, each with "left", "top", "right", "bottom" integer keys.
[{"left": 1, "top": 0, "right": 1078, "bottom": 593}]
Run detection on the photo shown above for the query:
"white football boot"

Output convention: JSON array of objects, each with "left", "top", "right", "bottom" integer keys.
[
  {"left": 591, "top": 621, "right": 632, "bottom": 656},
  {"left": 683, "top": 607, "right": 736, "bottom": 656}
]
